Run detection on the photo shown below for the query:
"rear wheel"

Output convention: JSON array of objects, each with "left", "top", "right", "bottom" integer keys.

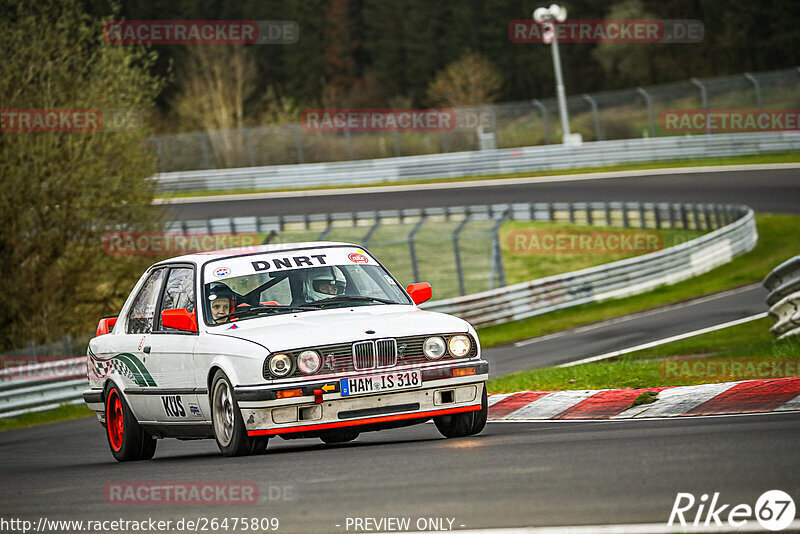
[
  {"left": 434, "top": 386, "right": 488, "bottom": 438},
  {"left": 320, "top": 429, "right": 359, "bottom": 444},
  {"left": 211, "top": 371, "right": 262, "bottom": 457},
  {"left": 105, "top": 385, "right": 157, "bottom": 461}
]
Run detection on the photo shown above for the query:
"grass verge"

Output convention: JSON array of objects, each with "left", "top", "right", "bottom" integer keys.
[
  {"left": 478, "top": 214, "right": 800, "bottom": 348},
  {"left": 155, "top": 151, "right": 800, "bottom": 200},
  {"left": 487, "top": 317, "right": 800, "bottom": 393},
  {"left": 0, "top": 403, "right": 94, "bottom": 432}
]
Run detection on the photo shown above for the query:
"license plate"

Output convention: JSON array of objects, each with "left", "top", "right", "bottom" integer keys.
[{"left": 340, "top": 370, "right": 421, "bottom": 396}]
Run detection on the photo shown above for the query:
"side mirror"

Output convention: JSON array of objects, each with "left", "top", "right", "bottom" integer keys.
[
  {"left": 96, "top": 316, "right": 118, "bottom": 336},
  {"left": 161, "top": 308, "right": 198, "bottom": 332},
  {"left": 406, "top": 282, "right": 432, "bottom": 305}
]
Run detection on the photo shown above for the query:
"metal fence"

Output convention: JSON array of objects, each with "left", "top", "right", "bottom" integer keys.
[
  {"left": 167, "top": 201, "right": 738, "bottom": 300},
  {"left": 764, "top": 256, "right": 800, "bottom": 339},
  {"left": 151, "top": 67, "right": 800, "bottom": 174},
  {"left": 422, "top": 204, "right": 756, "bottom": 328},
  {"left": 154, "top": 131, "right": 800, "bottom": 193}
]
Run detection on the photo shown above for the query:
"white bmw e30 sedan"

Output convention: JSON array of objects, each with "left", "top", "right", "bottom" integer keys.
[{"left": 83, "top": 241, "right": 489, "bottom": 461}]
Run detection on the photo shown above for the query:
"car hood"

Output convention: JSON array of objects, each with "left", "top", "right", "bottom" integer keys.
[{"left": 205, "top": 305, "right": 471, "bottom": 352}]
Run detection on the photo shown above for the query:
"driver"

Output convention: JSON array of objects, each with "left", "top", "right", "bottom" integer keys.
[
  {"left": 303, "top": 266, "right": 346, "bottom": 302},
  {"left": 207, "top": 282, "right": 236, "bottom": 323}
]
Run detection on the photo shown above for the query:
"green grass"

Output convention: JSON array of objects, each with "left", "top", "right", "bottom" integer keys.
[
  {"left": 155, "top": 151, "right": 800, "bottom": 200},
  {"left": 478, "top": 214, "right": 800, "bottom": 348},
  {"left": 487, "top": 317, "right": 800, "bottom": 393},
  {"left": 500, "top": 221, "right": 703, "bottom": 284},
  {"left": 0, "top": 403, "right": 94, "bottom": 432}
]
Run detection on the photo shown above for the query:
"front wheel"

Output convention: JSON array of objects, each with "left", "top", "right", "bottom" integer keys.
[
  {"left": 105, "top": 385, "right": 157, "bottom": 461},
  {"left": 211, "top": 371, "right": 261, "bottom": 457},
  {"left": 434, "top": 387, "right": 488, "bottom": 438}
]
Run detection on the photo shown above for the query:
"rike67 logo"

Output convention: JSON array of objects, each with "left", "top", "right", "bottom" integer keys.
[{"left": 669, "top": 490, "right": 796, "bottom": 531}]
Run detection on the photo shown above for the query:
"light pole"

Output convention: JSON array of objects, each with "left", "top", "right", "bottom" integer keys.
[{"left": 534, "top": 4, "right": 580, "bottom": 146}]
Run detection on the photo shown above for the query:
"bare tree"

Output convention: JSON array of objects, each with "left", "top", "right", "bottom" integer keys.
[
  {"left": 173, "top": 45, "right": 257, "bottom": 167},
  {"left": 426, "top": 51, "right": 503, "bottom": 107}
]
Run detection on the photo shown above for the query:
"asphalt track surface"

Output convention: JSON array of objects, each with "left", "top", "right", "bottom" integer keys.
[
  {"left": 483, "top": 284, "right": 768, "bottom": 377},
  {"left": 165, "top": 167, "right": 800, "bottom": 220},
  {"left": 3, "top": 167, "right": 799, "bottom": 532},
  {"left": 1, "top": 413, "right": 799, "bottom": 532}
]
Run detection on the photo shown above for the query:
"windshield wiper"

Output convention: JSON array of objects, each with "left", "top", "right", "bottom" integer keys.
[
  {"left": 215, "top": 305, "right": 308, "bottom": 323},
  {"left": 300, "top": 296, "right": 398, "bottom": 307}
]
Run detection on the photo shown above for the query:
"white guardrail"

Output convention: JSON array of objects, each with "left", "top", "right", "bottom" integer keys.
[
  {"left": 154, "top": 131, "right": 800, "bottom": 192},
  {"left": 422, "top": 204, "right": 756, "bottom": 327},
  {"left": 0, "top": 202, "right": 757, "bottom": 418},
  {"left": 764, "top": 255, "right": 800, "bottom": 339}
]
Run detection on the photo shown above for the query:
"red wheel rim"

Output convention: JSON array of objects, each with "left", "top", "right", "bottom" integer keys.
[{"left": 106, "top": 390, "right": 124, "bottom": 452}]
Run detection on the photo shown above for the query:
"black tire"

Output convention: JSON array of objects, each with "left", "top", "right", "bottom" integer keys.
[
  {"left": 319, "top": 429, "right": 359, "bottom": 444},
  {"left": 434, "top": 385, "right": 488, "bottom": 438},
  {"left": 211, "top": 370, "right": 258, "bottom": 457},
  {"left": 249, "top": 436, "right": 270, "bottom": 455},
  {"left": 104, "top": 384, "right": 157, "bottom": 462},
  {"left": 468, "top": 387, "right": 488, "bottom": 436}
]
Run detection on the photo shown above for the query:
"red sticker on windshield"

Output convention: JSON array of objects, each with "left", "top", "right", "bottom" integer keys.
[{"left": 348, "top": 253, "right": 369, "bottom": 264}]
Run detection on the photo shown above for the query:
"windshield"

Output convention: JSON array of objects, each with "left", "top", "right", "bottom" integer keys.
[{"left": 202, "top": 247, "right": 411, "bottom": 325}]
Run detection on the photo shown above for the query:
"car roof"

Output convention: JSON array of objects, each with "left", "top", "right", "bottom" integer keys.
[{"left": 152, "top": 241, "right": 360, "bottom": 267}]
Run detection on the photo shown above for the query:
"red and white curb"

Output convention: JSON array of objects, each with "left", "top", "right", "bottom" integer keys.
[{"left": 487, "top": 377, "right": 800, "bottom": 421}]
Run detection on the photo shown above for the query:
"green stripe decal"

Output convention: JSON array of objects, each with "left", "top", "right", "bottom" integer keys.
[
  {"left": 120, "top": 353, "right": 157, "bottom": 387},
  {"left": 113, "top": 353, "right": 157, "bottom": 387}
]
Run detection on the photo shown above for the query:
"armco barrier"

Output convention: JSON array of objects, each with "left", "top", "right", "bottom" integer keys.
[
  {"left": 420, "top": 205, "right": 756, "bottom": 327},
  {"left": 764, "top": 255, "right": 800, "bottom": 339},
  {"left": 0, "top": 202, "right": 756, "bottom": 417},
  {"left": 0, "top": 357, "right": 87, "bottom": 418},
  {"left": 154, "top": 131, "right": 800, "bottom": 193}
]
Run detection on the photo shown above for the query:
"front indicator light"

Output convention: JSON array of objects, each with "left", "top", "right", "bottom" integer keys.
[
  {"left": 277, "top": 388, "right": 303, "bottom": 399},
  {"left": 448, "top": 335, "right": 471, "bottom": 357},
  {"left": 269, "top": 353, "right": 293, "bottom": 377},
  {"left": 452, "top": 367, "right": 477, "bottom": 377}
]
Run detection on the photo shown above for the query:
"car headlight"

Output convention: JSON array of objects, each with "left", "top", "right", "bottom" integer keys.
[
  {"left": 423, "top": 336, "right": 447, "bottom": 360},
  {"left": 268, "top": 353, "right": 293, "bottom": 377},
  {"left": 448, "top": 335, "right": 471, "bottom": 358},
  {"left": 297, "top": 350, "right": 322, "bottom": 375}
]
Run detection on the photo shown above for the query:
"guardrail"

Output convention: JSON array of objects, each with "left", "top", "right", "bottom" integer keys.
[
  {"left": 0, "top": 357, "right": 87, "bottom": 418},
  {"left": 1, "top": 201, "right": 756, "bottom": 418},
  {"left": 421, "top": 204, "right": 756, "bottom": 328},
  {"left": 764, "top": 256, "right": 800, "bottom": 339},
  {"left": 154, "top": 131, "right": 800, "bottom": 193}
]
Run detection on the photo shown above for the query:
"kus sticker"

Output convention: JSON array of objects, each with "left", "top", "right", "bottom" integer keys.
[
  {"left": 213, "top": 267, "right": 231, "bottom": 277},
  {"left": 348, "top": 253, "right": 369, "bottom": 264}
]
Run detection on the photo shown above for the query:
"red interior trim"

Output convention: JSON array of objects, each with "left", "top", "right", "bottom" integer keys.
[{"left": 247, "top": 404, "right": 480, "bottom": 437}]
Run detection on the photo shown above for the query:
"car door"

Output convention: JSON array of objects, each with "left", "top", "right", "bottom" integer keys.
[
  {"left": 109, "top": 267, "right": 167, "bottom": 422},
  {"left": 146, "top": 265, "right": 205, "bottom": 424}
]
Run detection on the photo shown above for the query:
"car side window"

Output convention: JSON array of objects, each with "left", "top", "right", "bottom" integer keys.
[
  {"left": 157, "top": 268, "right": 195, "bottom": 331},
  {"left": 126, "top": 269, "right": 166, "bottom": 334}
]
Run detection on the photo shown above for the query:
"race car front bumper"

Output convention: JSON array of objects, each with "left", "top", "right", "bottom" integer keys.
[{"left": 235, "top": 360, "right": 488, "bottom": 437}]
